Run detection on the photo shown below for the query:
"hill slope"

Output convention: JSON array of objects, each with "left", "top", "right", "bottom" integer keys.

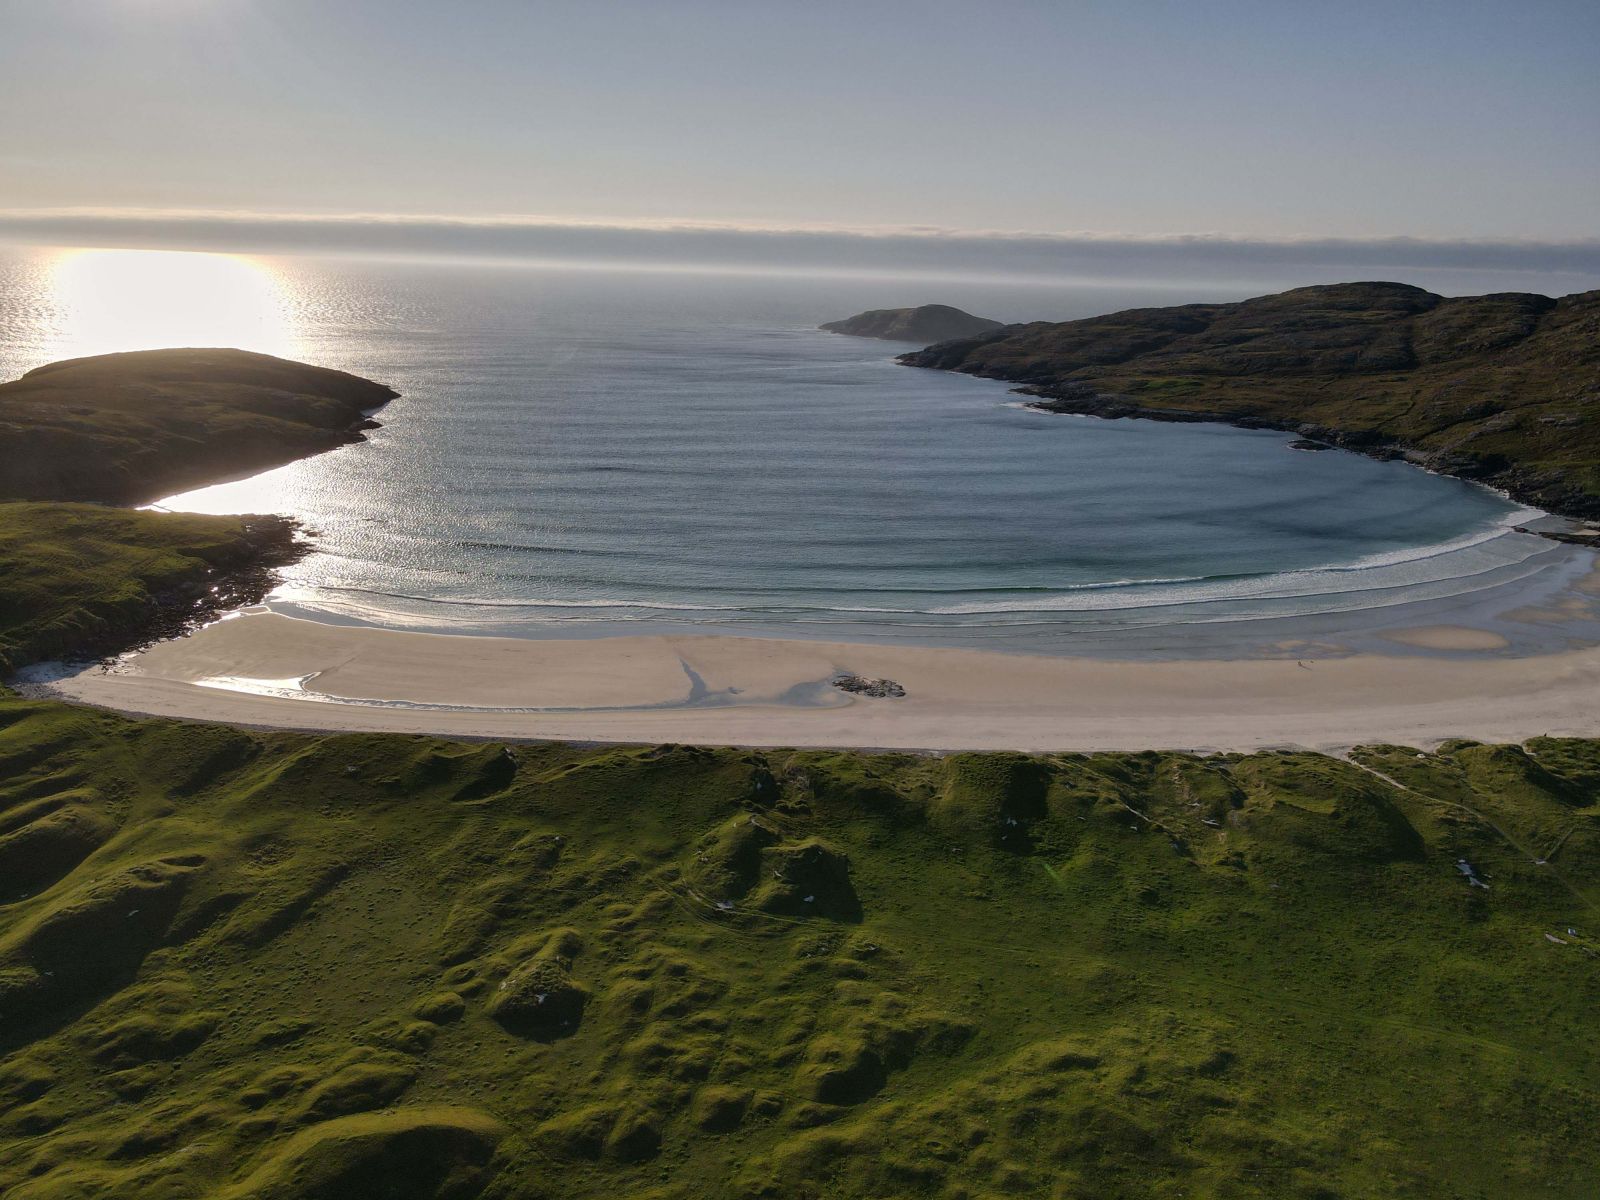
[
  {"left": 0, "top": 348, "right": 398, "bottom": 506},
  {"left": 900, "top": 282, "right": 1600, "bottom": 516},
  {"left": 0, "top": 693, "right": 1596, "bottom": 1198}
]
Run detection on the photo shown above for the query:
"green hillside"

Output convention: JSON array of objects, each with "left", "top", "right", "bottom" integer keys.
[
  {"left": 1, "top": 693, "right": 1595, "bottom": 1198},
  {"left": 0, "top": 502, "right": 300, "bottom": 674}
]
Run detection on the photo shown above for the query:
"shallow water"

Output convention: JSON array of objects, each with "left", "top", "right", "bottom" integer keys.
[{"left": 0, "top": 248, "right": 1559, "bottom": 653}]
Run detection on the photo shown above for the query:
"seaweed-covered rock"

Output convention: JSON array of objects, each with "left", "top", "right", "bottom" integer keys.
[{"left": 832, "top": 675, "right": 906, "bottom": 699}]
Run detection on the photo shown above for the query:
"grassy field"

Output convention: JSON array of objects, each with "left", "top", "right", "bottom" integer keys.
[
  {"left": 1, "top": 691, "right": 1595, "bottom": 1198},
  {"left": 0, "top": 502, "right": 301, "bottom": 674}
]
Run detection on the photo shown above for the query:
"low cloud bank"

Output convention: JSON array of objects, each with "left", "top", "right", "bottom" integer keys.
[{"left": 2, "top": 208, "right": 1597, "bottom": 290}]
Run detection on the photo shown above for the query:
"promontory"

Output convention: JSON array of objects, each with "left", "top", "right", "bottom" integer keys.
[
  {"left": 0, "top": 348, "right": 399, "bottom": 672},
  {"left": 0, "top": 347, "right": 398, "bottom": 506},
  {"left": 899, "top": 282, "right": 1600, "bottom": 517}
]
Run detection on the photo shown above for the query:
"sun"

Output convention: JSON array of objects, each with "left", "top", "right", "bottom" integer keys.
[{"left": 44, "top": 247, "right": 299, "bottom": 361}]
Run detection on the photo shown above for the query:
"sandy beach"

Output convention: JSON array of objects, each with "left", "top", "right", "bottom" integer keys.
[{"left": 37, "top": 608, "right": 1600, "bottom": 752}]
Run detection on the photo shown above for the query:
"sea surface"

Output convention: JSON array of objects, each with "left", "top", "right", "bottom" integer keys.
[{"left": 0, "top": 246, "right": 1571, "bottom": 655}]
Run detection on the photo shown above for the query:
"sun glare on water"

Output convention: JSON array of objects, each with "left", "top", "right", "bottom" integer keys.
[{"left": 44, "top": 248, "right": 299, "bottom": 362}]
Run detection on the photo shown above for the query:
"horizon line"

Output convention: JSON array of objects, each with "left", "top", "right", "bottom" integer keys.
[
  {"left": 2, "top": 205, "right": 1598, "bottom": 249},
  {"left": 3, "top": 207, "right": 1598, "bottom": 291}
]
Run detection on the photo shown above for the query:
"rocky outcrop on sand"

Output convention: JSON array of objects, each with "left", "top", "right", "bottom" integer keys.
[{"left": 833, "top": 675, "right": 906, "bottom": 698}]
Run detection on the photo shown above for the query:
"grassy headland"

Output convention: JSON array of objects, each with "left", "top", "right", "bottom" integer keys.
[
  {"left": 0, "top": 348, "right": 396, "bottom": 506},
  {"left": 900, "top": 282, "right": 1600, "bottom": 517},
  {"left": 0, "top": 503, "right": 301, "bottom": 674}
]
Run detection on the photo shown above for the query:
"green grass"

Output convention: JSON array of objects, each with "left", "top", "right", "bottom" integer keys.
[
  {"left": 0, "top": 502, "right": 300, "bottom": 673},
  {"left": 0, "top": 694, "right": 1595, "bottom": 1198}
]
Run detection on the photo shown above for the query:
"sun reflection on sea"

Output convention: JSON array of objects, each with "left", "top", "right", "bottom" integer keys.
[{"left": 42, "top": 248, "right": 300, "bottom": 362}]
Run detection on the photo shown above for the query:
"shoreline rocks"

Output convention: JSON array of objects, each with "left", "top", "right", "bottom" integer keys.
[{"left": 833, "top": 675, "right": 906, "bottom": 699}]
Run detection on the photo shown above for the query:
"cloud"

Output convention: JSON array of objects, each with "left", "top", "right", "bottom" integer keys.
[{"left": 2, "top": 207, "right": 1597, "bottom": 288}]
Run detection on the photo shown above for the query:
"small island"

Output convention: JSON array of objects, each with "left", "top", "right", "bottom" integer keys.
[{"left": 820, "top": 303, "right": 1004, "bottom": 344}]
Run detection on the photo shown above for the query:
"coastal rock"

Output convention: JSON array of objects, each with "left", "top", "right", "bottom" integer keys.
[
  {"left": 820, "top": 304, "right": 1005, "bottom": 345},
  {"left": 833, "top": 674, "right": 906, "bottom": 698}
]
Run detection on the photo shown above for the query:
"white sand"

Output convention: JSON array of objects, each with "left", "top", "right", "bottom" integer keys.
[{"left": 38, "top": 610, "right": 1600, "bottom": 753}]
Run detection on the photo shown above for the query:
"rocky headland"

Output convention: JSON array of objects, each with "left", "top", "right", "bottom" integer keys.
[
  {"left": 821, "top": 304, "right": 1005, "bottom": 344},
  {"left": 899, "top": 282, "right": 1600, "bottom": 518}
]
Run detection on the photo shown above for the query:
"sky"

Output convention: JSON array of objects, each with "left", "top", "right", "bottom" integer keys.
[{"left": 1, "top": 0, "right": 1596, "bottom": 277}]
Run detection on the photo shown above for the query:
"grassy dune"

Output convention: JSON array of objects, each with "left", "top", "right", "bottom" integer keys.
[{"left": 1, "top": 692, "right": 1595, "bottom": 1198}]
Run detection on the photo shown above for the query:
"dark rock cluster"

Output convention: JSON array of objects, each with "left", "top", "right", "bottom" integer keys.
[{"left": 832, "top": 675, "right": 906, "bottom": 698}]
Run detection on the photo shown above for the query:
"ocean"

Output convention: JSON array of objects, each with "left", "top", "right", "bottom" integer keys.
[{"left": 0, "top": 246, "right": 1561, "bottom": 655}]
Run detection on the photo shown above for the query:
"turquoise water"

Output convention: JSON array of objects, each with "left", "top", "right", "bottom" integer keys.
[{"left": 0, "top": 250, "right": 1548, "bottom": 652}]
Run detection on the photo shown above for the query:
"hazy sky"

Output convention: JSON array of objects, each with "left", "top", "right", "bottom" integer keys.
[{"left": 2, "top": 0, "right": 1596, "bottom": 245}]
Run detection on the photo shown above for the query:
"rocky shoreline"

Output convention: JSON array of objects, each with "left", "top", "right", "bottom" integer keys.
[
  {"left": 99, "top": 516, "right": 310, "bottom": 666},
  {"left": 1017, "top": 381, "right": 1600, "bottom": 520},
  {"left": 1, "top": 511, "right": 310, "bottom": 677}
]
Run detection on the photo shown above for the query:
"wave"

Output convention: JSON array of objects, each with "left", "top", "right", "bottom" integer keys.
[{"left": 274, "top": 522, "right": 1552, "bottom": 625}]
